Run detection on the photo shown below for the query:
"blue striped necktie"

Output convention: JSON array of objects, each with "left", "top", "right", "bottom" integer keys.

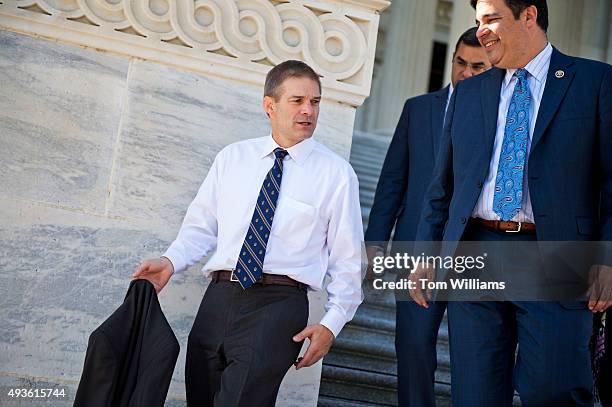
[
  {"left": 493, "top": 68, "right": 531, "bottom": 221},
  {"left": 234, "top": 147, "right": 288, "bottom": 289}
]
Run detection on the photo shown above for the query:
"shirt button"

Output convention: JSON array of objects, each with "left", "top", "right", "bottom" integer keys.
[
  {"left": 477, "top": 181, "right": 483, "bottom": 188},
  {"left": 460, "top": 217, "right": 467, "bottom": 224}
]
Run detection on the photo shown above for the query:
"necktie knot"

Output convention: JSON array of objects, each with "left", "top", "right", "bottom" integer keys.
[
  {"left": 274, "top": 148, "right": 288, "bottom": 160},
  {"left": 515, "top": 68, "right": 528, "bottom": 80}
]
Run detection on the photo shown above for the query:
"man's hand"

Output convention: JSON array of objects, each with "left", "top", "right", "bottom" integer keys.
[
  {"left": 292, "top": 324, "right": 334, "bottom": 370},
  {"left": 365, "top": 245, "right": 384, "bottom": 280},
  {"left": 588, "top": 264, "right": 612, "bottom": 313},
  {"left": 409, "top": 262, "right": 435, "bottom": 308},
  {"left": 132, "top": 257, "right": 174, "bottom": 293}
]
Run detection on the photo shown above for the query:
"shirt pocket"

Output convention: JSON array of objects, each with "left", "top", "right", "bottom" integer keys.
[{"left": 271, "top": 196, "right": 318, "bottom": 251}]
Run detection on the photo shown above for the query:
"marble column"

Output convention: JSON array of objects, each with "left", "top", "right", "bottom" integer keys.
[
  {"left": 443, "top": 0, "right": 476, "bottom": 86},
  {"left": 361, "top": 0, "right": 438, "bottom": 135},
  {"left": 578, "top": 0, "right": 611, "bottom": 61},
  {"left": 547, "top": 0, "right": 585, "bottom": 56}
]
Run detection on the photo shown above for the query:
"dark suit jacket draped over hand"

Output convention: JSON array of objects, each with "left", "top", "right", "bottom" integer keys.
[{"left": 74, "top": 279, "right": 179, "bottom": 407}]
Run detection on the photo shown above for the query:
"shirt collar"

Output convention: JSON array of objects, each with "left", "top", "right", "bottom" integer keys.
[
  {"left": 503, "top": 42, "right": 553, "bottom": 88},
  {"left": 259, "top": 134, "right": 315, "bottom": 165}
]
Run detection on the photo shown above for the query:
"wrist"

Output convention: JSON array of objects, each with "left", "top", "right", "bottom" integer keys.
[{"left": 160, "top": 256, "right": 175, "bottom": 274}]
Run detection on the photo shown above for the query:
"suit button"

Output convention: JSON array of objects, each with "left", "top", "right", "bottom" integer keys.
[
  {"left": 477, "top": 181, "right": 483, "bottom": 188},
  {"left": 460, "top": 217, "right": 467, "bottom": 224}
]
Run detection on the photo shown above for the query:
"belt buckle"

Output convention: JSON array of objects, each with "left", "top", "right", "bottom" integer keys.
[
  {"left": 506, "top": 221, "right": 522, "bottom": 233},
  {"left": 230, "top": 270, "right": 239, "bottom": 282}
]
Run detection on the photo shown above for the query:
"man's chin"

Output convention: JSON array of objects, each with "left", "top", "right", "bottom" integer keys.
[{"left": 293, "top": 131, "right": 315, "bottom": 140}]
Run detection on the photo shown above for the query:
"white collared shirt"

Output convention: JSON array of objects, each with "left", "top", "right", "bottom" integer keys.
[
  {"left": 163, "top": 135, "right": 364, "bottom": 337},
  {"left": 472, "top": 42, "right": 553, "bottom": 223}
]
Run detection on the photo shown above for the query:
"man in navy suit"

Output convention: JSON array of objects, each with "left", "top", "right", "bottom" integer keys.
[
  {"left": 412, "top": 0, "right": 611, "bottom": 406},
  {"left": 365, "top": 28, "right": 490, "bottom": 407}
]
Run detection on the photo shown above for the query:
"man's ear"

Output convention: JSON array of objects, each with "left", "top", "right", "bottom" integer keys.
[
  {"left": 523, "top": 5, "right": 538, "bottom": 28},
  {"left": 263, "top": 96, "right": 275, "bottom": 117}
]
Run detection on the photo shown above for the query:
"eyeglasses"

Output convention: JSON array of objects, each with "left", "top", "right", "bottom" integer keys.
[{"left": 453, "top": 58, "right": 490, "bottom": 73}]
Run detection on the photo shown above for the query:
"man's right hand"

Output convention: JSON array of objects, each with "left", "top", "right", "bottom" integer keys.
[
  {"left": 364, "top": 245, "right": 384, "bottom": 280},
  {"left": 409, "top": 262, "right": 435, "bottom": 308},
  {"left": 132, "top": 257, "right": 174, "bottom": 293}
]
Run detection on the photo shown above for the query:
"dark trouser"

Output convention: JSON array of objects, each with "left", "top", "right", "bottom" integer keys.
[
  {"left": 395, "top": 300, "right": 447, "bottom": 407},
  {"left": 448, "top": 223, "right": 593, "bottom": 407},
  {"left": 185, "top": 280, "right": 309, "bottom": 407}
]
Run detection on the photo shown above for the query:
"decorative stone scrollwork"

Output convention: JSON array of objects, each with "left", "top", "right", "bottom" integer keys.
[{"left": 0, "top": 0, "right": 390, "bottom": 105}]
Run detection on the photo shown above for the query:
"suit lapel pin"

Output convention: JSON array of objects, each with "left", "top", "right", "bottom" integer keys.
[{"left": 555, "top": 70, "right": 565, "bottom": 78}]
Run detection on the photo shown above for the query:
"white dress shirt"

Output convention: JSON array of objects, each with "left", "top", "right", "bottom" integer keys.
[
  {"left": 472, "top": 42, "right": 553, "bottom": 223},
  {"left": 446, "top": 83, "right": 454, "bottom": 115},
  {"left": 163, "top": 135, "right": 364, "bottom": 337}
]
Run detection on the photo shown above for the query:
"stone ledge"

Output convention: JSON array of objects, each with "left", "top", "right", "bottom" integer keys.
[{"left": 0, "top": 0, "right": 389, "bottom": 106}]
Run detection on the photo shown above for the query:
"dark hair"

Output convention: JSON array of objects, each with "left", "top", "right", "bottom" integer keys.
[
  {"left": 264, "top": 60, "right": 321, "bottom": 101},
  {"left": 454, "top": 27, "right": 480, "bottom": 54},
  {"left": 470, "top": 0, "right": 548, "bottom": 32}
]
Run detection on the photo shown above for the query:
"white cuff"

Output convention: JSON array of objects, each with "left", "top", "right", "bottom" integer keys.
[
  {"left": 319, "top": 307, "right": 347, "bottom": 338},
  {"left": 162, "top": 247, "right": 186, "bottom": 274}
]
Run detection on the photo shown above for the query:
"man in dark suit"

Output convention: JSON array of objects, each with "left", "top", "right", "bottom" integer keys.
[
  {"left": 412, "top": 0, "right": 611, "bottom": 406},
  {"left": 365, "top": 28, "right": 490, "bottom": 407}
]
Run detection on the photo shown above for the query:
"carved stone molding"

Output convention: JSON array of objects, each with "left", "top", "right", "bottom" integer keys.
[{"left": 0, "top": 0, "right": 390, "bottom": 106}]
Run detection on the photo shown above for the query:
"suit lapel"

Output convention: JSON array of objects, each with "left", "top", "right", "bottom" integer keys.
[
  {"left": 481, "top": 68, "right": 504, "bottom": 156},
  {"left": 430, "top": 86, "right": 448, "bottom": 156},
  {"left": 531, "top": 48, "right": 575, "bottom": 152}
]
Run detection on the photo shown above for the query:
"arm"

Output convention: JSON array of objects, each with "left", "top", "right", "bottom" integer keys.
[
  {"left": 365, "top": 99, "right": 411, "bottom": 244},
  {"left": 598, "top": 64, "right": 612, "bottom": 243},
  {"left": 133, "top": 154, "right": 222, "bottom": 292},
  {"left": 410, "top": 89, "right": 457, "bottom": 307},
  {"left": 589, "top": 64, "right": 612, "bottom": 312},
  {"left": 293, "top": 169, "right": 364, "bottom": 369},
  {"left": 415, "top": 89, "right": 456, "bottom": 243}
]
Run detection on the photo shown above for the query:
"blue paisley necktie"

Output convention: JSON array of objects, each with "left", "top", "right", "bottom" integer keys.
[
  {"left": 233, "top": 147, "right": 288, "bottom": 289},
  {"left": 493, "top": 68, "right": 531, "bottom": 221}
]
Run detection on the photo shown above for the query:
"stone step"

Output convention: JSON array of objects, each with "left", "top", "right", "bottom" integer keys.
[
  {"left": 319, "top": 365, "right": 452, "bottom": 406},
  {"left": 318, "top": 395, "right": 392, "bottom": 407},
  {"left": 328, "top": 326, "right": 451, "bottom": 376},
  {"left": 319, "top": 365, "right": 398, "bottom": 405}
]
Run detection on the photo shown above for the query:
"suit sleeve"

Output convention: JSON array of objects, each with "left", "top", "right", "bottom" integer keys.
[
  {"left": 414, "top": 88, "right": 456, "bottom": 248},
  {"left": 599, "top": 65, "right": 612, "bottom": 268},
  {"left": 364, "top": 99, "right": 411, "bottom": 245},
  {"left": 599, "top": 64, "right": 612, "bottom": 242},
  {"left": 74, "top": 332, "right": 116, "bottom": 407}
]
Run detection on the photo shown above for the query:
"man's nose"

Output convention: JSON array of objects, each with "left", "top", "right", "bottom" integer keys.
[
  {"left": 463, "top": 68, "right": 475, "bottom": 78},
  {"left": 476, "top": 26, "right": 488, "bottom": 42},
  {"left": 300, "top": 103, "right": 314, "bottom": 115}
]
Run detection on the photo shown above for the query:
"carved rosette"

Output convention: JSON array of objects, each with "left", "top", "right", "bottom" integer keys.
[{"left": 0, "top": 0, "right": 390, "bottom": 105}]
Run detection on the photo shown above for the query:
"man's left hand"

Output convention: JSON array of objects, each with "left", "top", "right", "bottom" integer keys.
[
  {"left": 588, "top": 264, "right": 612, "bottom": 312},
  {"left": 292, "top": 324, "right": 334, "bottom": 370}
]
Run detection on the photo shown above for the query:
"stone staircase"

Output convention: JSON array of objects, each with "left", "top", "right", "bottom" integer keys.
[{"left": 317, "top": 131, "right": 452, "bottom": 406}]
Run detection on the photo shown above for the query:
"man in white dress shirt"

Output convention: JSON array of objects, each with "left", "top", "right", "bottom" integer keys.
[{"left": 132, "top": 60, "right": 364, "bottom": 406}]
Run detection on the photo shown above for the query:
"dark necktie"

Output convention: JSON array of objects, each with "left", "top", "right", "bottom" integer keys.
[{"left": 233, "top": 148, "right": 288, "bottom": 289}]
